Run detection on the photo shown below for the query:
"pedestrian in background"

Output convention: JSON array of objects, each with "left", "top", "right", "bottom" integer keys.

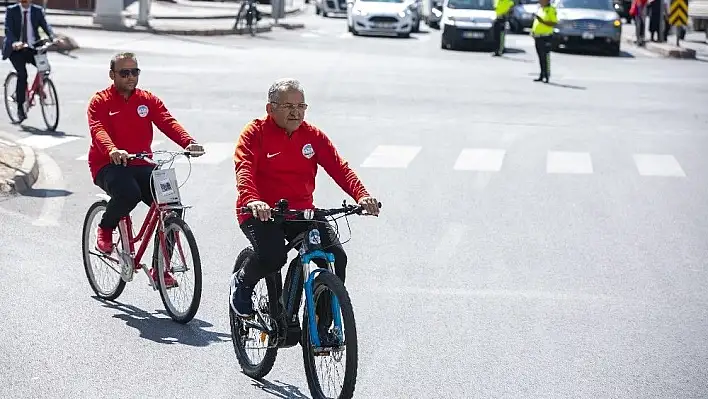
[
  {"left": 492, "top": 0, "right": 515, "bottom": 56},
  {"left": 630, "top": 0, "right": 648, "bottom": 45},
  {"left": 531, "top": 0, "right": 557, "bottom": 83}
]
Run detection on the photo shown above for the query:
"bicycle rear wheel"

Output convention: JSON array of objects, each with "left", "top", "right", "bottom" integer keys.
[
  {"left": 81, "top": 200, "right": 126, "bottom": 300},
  {"left": 3, "top": 72, "right": 21, "bottom": 124},
  {"left": 154, "top": 216, "right": 202, "bottom": 324},
  {"left": 301, "top": 272, "right": 358, "bottom": 399},
  {"left": 40, "top": 77, "right": 59, "bottom": 131},
  {"left": 229, "top": 247, "right": 279, "bottom": 379}
]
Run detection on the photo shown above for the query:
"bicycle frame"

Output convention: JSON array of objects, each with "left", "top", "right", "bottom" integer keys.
[{"left": 25, "top": 68, "right": 47, "bottom": 108}]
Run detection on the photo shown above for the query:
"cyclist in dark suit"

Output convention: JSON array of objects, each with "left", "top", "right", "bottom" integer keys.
[{"left": 2, "top": 0, "right": 59, "bottom": 122}]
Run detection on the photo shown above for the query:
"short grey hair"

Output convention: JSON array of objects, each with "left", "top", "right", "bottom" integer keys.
[{"left": 267, "top": 78, "right": 304, "bottom": 103}]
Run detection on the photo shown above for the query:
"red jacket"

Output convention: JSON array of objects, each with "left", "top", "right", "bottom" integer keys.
[
  {"left": 234, "top": 115, "right": 370, "bottom": 224},
  {"left": 86, "top": 85, "right": 196, "bottom": 181}
]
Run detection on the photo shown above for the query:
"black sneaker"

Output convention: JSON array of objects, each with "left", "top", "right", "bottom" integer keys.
[{"left": 229, "top": 273, "right": 254, "bottom": 318}]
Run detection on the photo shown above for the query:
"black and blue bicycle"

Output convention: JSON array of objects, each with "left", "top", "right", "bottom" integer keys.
[{"left": 229, "top": 198, "right": 380, "bottom": 399}]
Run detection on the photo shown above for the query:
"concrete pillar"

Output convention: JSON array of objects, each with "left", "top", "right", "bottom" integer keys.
[
  {"left": 137, "top": 0, "right": 152, "bottom": 27},
  {"left": 93, "top": 0, "right": 125, "bottom": 29}
]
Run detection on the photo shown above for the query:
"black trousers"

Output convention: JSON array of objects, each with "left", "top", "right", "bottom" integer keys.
[
  {"left": 534, "top": 35, "right": 552, "bottom": 79},
  {"left": 94, "top": 164, "right": 157, "bottom": 230},
  {"left": 492, "top": 17, "right": 507, "bottom": 55},
  {"left": 9, "top": 48, "right": 37, "bottom": 111},
  {"left": 238, "top": 216, "right": 347, "bottom": 286}
]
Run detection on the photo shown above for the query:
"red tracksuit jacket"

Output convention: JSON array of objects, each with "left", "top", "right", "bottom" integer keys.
[
  {"left": 86, "top": 85, "right": 196, "bottom": 181},
  {"left": 234, "top": 115, "right": 370, "bottom": 224}
]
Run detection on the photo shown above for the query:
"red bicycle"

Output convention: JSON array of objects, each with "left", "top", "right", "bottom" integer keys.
[
  {"left": 81, "top": 149, "right": 204, "bottom": 324},
  {"left": 3, "top": 38, "right": 59, "bottom": 131}
]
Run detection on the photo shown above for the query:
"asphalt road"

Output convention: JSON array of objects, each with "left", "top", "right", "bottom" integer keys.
[{"left": 1, "top": 6, "right": 707, "bottom": 399}]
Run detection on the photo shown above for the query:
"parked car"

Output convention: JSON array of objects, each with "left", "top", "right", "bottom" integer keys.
[
  {"left": 347, "top": 0, "right": 420, "bottom": 37},
  {"left": 510, "top": 0, "right": 539, "bottom": 33},
  {"left": 315, "top": 0, "right": 350, "bottom": 16},
  {"left": 551, "top": 0, "right": 623, "bottom": 56},
  {"left": 440, "top": 0, "right": 496, "bottom": 50}
]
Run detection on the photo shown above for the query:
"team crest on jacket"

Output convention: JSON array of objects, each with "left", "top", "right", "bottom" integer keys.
[
  {"left": 302, "top": 143, "right": 314, "bottom": 159},
  {"left": 137, "top": 105, "right": 149, "bottom": 118}
]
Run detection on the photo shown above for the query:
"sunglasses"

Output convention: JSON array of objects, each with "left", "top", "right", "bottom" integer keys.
[{"left": 115, "top": 68, "right": 141, "bottom": 78}]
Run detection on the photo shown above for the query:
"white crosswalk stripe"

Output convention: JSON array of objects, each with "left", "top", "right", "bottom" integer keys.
[{"left": 18, "top": 134, "right": 690, "bottom": 178}]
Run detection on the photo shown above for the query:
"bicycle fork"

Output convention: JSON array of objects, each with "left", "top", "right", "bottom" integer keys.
[{"left": 303, "top": 258, "right": 344, "bottom": 352}]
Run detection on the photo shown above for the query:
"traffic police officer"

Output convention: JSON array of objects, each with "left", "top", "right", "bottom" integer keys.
[
  {"left": 492, "top": 0, "right": 515, "bottom": 56},
  {"left": 531, "top": 0, "right": 557, "bottom": 82}
]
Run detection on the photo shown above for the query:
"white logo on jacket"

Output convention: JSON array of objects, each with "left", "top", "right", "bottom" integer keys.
[
  {"left": 302, "top": 143, "right": 314, "bottom": 159},
  {"left": 137, "top": 105, "right": 149, "bottom": 118}
]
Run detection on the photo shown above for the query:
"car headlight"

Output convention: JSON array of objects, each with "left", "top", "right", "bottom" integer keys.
[
  {"left": 612, "top": 19, "right": 621, "bottom": 27},
  {"left": 398, "top": 9, "right": 410, "bottom": 18}
]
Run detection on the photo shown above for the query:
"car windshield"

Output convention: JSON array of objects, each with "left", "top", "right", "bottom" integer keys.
[
  {"left": 555, "top": 0, "right": 613, "bottom": 10},
  {"left": 447, "top": 0, "right": 494, "bottom": 10},
  {"left": 360, "top": 0, "right": 404, "bottom": 2}
]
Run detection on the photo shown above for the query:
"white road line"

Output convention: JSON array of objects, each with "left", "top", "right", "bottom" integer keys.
[
  {"left": 75, "top": 140, "right": 165, "bottom": 161},
  {"left": 175, "top": 142, "right": 234, "bottom": 164},
  {"left": 17, "top": 134, "right": 81, "bottom": 149},
  {"left": 633, "top": 154, "right": 686, "bottom": 177},
  {"left": 32, "top": 152, "right": 65, "bottom": 227},
  {"left": 546, "top": 151, "right": 593, "bottom": 174},
  {"left": 360, "top": 145, "right": 421, "bottom": 168},
  {"left": 453, "top": 148, "right": 506, "bottom": 171}
]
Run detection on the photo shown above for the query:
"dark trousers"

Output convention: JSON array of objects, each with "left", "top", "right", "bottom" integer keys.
[
  {"left": 238, "top": 216, "right": 347, "bottom": 286},
  {"left": 238, "top": 216, "right": 347, "bottom": 330},
  {"left": 9, "top": 48, "right": 37, "bottom": 112},
  {"left": 534, "top": 35, "right": 552, "bottom": 79},
  {"left": 94, "top": 164, "right": 157, "bottom": 230},
  {"left": 492, "top": 17, "right": 507, "bottom": 55}
]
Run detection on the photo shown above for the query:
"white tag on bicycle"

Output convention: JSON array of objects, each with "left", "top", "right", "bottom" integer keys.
[
  {"left": 34, "top": 53, "right": 50, "bottom": 73},
  {"left": 152, "top": 168, "right": 181, "bottom": 205}
]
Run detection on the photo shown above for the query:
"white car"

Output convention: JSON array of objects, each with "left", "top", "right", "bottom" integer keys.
[
  {"left": 347, "top": 0, "right": 419, "bottom": 37},
  {"left": 440, "top": 0, "right": 497, "bottom": 50}
]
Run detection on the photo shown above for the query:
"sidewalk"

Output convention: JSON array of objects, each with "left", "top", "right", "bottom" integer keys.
[
  {"left": 0, "top": 135, "right": 39, "bottom": 195},
  {"left": 0, "top": 0, "right": 307, "bottom": 37},
  {"left": 620, "top": 23, "right": 702, "bottom": 59}
]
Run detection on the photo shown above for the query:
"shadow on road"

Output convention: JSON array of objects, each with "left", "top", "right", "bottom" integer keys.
[
  {"left": 251, "top": 378, "right": 311, "bottom": 399},
  {"left": 19, "top": 125, "right": 82, "bottom": 139},
  {"left": 554, "top": 47, "right": 635, "bottom": 58},
  {"left": 22, "top": 188, "right": 73, "bottom": 198},
  {"left": 96, "top": 298, "right": 232, "bottom": 346}
]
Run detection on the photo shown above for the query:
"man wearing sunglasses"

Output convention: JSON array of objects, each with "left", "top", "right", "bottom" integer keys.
[
  {"left": 86, "top": 52, "right": 205, "bottom": 287},
  {"left": 2, "top": 0, "right": 61, "bottom": 122},
  {"left": 229, "top": 78, "right": 380, "bottom": 343}
]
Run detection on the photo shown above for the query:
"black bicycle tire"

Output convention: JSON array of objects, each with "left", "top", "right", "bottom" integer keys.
[
  {"left": 301, "top": 272, "right": 358, "bottom": 399},
  {"left": 155, "top": 216, "right": 203, "bottom": 324},
  {"left": 3, "top": 72, "right": 20, "bottom": 124},
  {"left": 229, "top": 246, "right": 279, "bottom": 379},
  {"left": 234, "top": 1, "right": 247, "bottom": 30},
  {"left": 81, "top": 200, "right": 126, "bottom": 300},
  {"left": 40, "top": 76, "right": 59, "bottom": 131}
]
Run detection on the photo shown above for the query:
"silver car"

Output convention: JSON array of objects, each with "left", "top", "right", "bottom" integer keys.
[{"left": 551, "top": 0, "right": 623, "bottom": 56}]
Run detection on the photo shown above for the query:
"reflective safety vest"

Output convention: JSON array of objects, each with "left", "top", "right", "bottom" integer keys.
[
  {"left": 494, "top": 0, "right": 514, "bottom": 17},
  {"left": 531, "top": 4, "right": 557, "bottom": 36}
]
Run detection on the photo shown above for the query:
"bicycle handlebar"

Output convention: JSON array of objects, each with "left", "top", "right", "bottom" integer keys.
[
  {"left": 237, "top": 199, "right": 382, "bottom": 219},
  {"left": 127, "top": 149, "right": 205, "bottom": 166}
]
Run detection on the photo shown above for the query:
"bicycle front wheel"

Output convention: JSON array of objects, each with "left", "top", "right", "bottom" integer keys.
[
  {"left": 3, "top": 72, "right": 21, "bottom": 124},
  {"left": 154, "top": 216, "right": 202, "bottom": 324},
  {"left": 40, "top": 77, "right": 59, "bottom": 131},
  {"left": 302, "top": 272, "right": 358, "bottom": 399}
]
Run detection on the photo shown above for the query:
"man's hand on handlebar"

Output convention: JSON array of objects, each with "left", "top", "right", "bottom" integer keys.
[
  {"left": 247, "top": 200, "right": 272, "bottom": 221},
  {"left": 186, "top": 143, "right": 205, "bottom": 157},
  {"left": 12, "top": 41, "right": 26, "bottom": 51},
  {"left": 109, "top": 148, "right": 130, "bottom": 166},
  {"left": 358, "top": 196, "right": 380, "bottom": 216}
]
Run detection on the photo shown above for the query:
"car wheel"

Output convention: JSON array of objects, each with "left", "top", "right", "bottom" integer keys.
[
  {"left": 413, "top": 17, "right": 421, "bottom": 32},
  {"left": 608, "top": 42, "right": 621, "bottom": 56}
]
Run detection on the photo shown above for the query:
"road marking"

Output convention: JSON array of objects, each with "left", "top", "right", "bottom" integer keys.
[
  {"left": 75, "top": 140, "right": 164, "bottom": 161},
  {"left": 546, "top": 151, "right": 593, "bottom": 174},
  {"left": 17, "top": 134, "right": 81, "bottom": 149},
  {"left": 175, "top": 142, "right": 234, "bottom": 164},
  {"left": 360, "top": 145, "right": 421, "bottom": 168},
  {"left": 453, "top": 148, "right": 506, "bottom": 171},
  {"left": 301, "top": 32, "right": 320, "bottom": 38},
  {"left": 633, "top": 154, "right": 686, "bottom": 177},
  {"left": 32, "top": 152, "right": 65, "bottom": 227}
]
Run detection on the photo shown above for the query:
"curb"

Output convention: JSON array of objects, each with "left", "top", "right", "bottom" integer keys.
[
  {"left": 0, "top": 140, "right": 39, "bottom": 195},
  {"left": 621, "top": 36, "right": 697, "bottom": 59}
]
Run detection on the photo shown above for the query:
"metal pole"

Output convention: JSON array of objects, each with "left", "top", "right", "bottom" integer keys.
[
  {"left": 659, "top": 0, "right": 665, "bottom": 42},
  {"left": 137, "top": 0, "right": 151, "bottom": 27}
]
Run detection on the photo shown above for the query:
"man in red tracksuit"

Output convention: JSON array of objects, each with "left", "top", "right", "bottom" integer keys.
[
  {"left": 87, "top": 52, "right": 204, "bottom": 287},
  {"left": 230, "top": 78, "right": 380, "bottom": 335}
]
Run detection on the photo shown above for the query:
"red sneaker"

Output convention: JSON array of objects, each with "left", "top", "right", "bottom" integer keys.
[
  {"left": 96, "top": 227, "right": 114, "bottom": 254},
  {"left": 150, "top": 268, "right": 178, "bottom": 289}
]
